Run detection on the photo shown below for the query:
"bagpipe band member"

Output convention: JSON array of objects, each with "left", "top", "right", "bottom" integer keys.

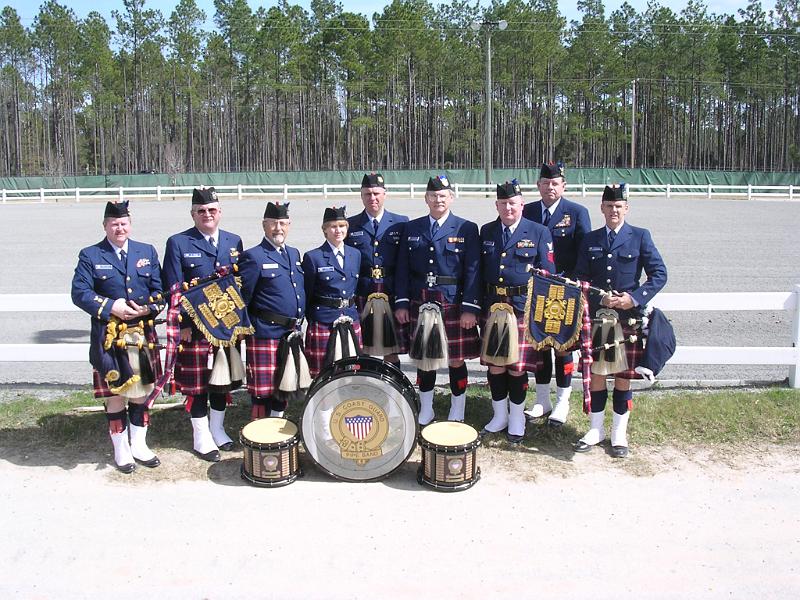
[
  {"left": 572, "top": 183, "right": 667, "bottom": 458},
  {"left": 239, "top": 201, "right": 310, "bottom": 420},
  {"left": 302, "top": 206, "right": 363, "bottom": 378},
  {"left": 522, "top": 161, "right": 592, "bottom": 427},
  {"left": 479, "top": 180, "right": 555, "bottom": 443},
  {"left": 162, "top": 186, "right": 246, "bottom": 462},
  {"left": 71, "top": 200, "right": 165, "bottom": 473},
  {"left": 346, "top": 173, "right": 409, "bottom": 367},
  {"left": 394, "top": 175, "right": 481, "bottom": 425}
]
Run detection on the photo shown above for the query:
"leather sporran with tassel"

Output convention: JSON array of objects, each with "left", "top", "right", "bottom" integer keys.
[
  {"left": 409, "top": 302, "right": 449, "bottom": 372},
  {"left": 480, "top": 302, "right": 519, "bottom": 367}
]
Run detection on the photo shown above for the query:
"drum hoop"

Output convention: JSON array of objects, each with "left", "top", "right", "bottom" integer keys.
[
  {"left": 240, "top": 418, "right": 299, "bottom": 450},
  {"left": 419, "top": 437, "right": 481, "bottom": 453}
]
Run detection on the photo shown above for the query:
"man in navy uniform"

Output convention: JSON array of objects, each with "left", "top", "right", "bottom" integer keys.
[
  {"left": 239, "top": 202, "right": 306, "bottom": 420},
  {"left": 480, "top": 181, "right": 555, "bottom": 442},
  {"left": 71, "top": 201, "right": 165, "bottom": 473},
  {"left": 395, "top": 175, "right": 481, "bottom": 424},
  {"left": 573, "top": 184, "right": 667, "bottom": 457},
  {"left": 345, "top": 173, "right": 408, "bottom": 369},
  {"left": 162, "top": 187, "right": 243, "bottom": 462},
  {"left": 522, "top": 162, "right": 592, "bottom": 427}
]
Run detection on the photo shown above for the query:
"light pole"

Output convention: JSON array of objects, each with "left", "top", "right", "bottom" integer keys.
[
  {"left": 471, "top": 19, "right": 507, "bottom": 186},
  {"left": 630, "top": 78, "right": 637, "bottom": 169}
]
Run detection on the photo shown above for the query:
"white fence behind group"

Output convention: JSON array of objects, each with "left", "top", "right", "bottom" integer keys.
[
  {"left": 1, "top": 287, "right": 798, "bottom": 388},
  {"left": 1, "top": 182, "right": 798, "bottom": 204}
]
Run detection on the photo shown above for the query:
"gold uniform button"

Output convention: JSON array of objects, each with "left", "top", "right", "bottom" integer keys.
[
  {"left": 429, "top": 259, "right": 434, "bottom": 264},
  {"left": 374, "top": 253, "right": 379, "bottom": 257},
  {"left": 501, "top": 252, "right": 507, "bottom": 257},
  {"left": 499, "top": 277, "right": 504, "bottom": 283},
  {"left": 607, "top": 266, "right": 612, "bottom": 271},
  {"left": 374, "top": 241, "right": 379, "bottom": 247},
  {"left": 499, "top": 265, "right": 505, "bottom": 269},
  {"left": 429, "top": 247, "right": 434, "bottom": 251},
  {"left": 127, "top": 288, "right": 133, "bottom": 293}
]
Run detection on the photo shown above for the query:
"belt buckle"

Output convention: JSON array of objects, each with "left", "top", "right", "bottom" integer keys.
[
  {"left": 426, "top": 273, "right": 437, "bottom": 286},
  {"left": 371, "top": 266, "right": 384, "bottom": 279},
  {"left": 496, "top": 286, "right": 507, "bottom": 296},
  {"left": 338, "top": 298, "right": 349, "bottom": 309}
]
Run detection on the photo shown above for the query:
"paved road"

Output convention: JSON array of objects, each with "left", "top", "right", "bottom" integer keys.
[{"left": 1, "top": 193, "right": 798, "bottom": 385}]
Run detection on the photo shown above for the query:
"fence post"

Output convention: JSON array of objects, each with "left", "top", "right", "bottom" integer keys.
[
  {"left": 283, "top": 184, "right": 289, "bottom": 202},
  {"left": 747, "top": 184, "right": 753, "bottom": 201},
  {"left": 39, "top": 188, "right": 45, "bottom": 203},
  {"left": 790, "top": 284, "right": 800, "bottom": 389},
  {"left": 1, "top": 189, "right": 5, "bottom": 204},
  {"left": 323, "top": 184, "right": 328, "bottom": 201},
  {"left": 156, "top": 186, "right": 162, "bottom": 201},
  {"left": 118, "top": 187, "right": 124, "bottom": 202},
  {"left": 790, "top": 185, "right": 794, "bottom": 202},
  {"left": 237, "top": 183, "right": 243, "bottom": 200},
  {"left": 666, "top": 184, "right": 671, "bottom": 200},
  {"left": 707, "top": 184, "right": 712, "bottom": 200},
  {"left": 409, "top": 183, "right": 415, "bottom": 199},
  {"left": 581, "top": 183, "right": 586, "bottom": 198},
  {"left": 75, "top": 188, "right": 80, "bottom": 203}
]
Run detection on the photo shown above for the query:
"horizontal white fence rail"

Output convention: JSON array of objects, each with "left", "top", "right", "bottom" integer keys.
[
  {"left": 1, "top": 287, "right": 798, "bottom": 387},
  {"left": 1, "top": 182, "right": 797, "bottom": 204}
]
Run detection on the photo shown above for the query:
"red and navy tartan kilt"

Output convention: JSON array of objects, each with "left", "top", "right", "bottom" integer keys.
[
  {"left": 92, "top": 328, "right": 163, "bottom": 399},
  {"left": 245, "top": 336, "right": 281, "bottom": 398},
  {"left": 479, "top": 313, "right": 543, "bottom": 373},
  {"left": 174, "top": 339, "right": 213, "bottom": 395},
  {"left": 305, "top": 320, "right": 363, "bottom": 377},
  {"left": 580, "top": 322, "right": 644, "bottom": 380},
  {"left": 355, "top": 294, "right": 410, "bottom": 355},
  {"left": 410, "top": 291, "right": 480, "bottom": 363}
]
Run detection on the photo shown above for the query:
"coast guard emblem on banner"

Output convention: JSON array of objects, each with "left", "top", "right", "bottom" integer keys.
[
  {"left": 524, "top": 273, "right": 585, "bottom": 351},
  {"left": 180, "top": 272, "right": 254, "bottom": 346}
]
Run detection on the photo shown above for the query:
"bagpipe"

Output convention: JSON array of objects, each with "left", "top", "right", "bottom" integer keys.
[
  {"left": 146, "top": 266, "right": 254, "bottom": 407},
  {"left": 523, "top": 268, "right": 675, "bottom": 411}
]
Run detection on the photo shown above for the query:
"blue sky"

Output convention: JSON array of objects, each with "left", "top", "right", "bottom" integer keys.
[{"left": 2, "top": 0, "right": 778, "bottom": 27}]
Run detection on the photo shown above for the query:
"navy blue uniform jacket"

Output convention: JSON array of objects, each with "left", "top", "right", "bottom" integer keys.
[
  {"left": 574, "top": 222, "right": 667, "bottom": 313},
  {"left": 395, "top": 212, "right": 481, "bottom": 314},
  {"left": 239, "top": 239, "right": 306, "bottom": 339},
  {"left": 345, "top": 209, "right": 408, "bottom": 298},
  {"left": 522, "top": 197, "right": 591, "bottom": 276},
  {"left": 480, "top": 218, "right": 555, "bottom": 313},
  {"left": 302, "top": 242, "right": 361, "bottom": 325}
]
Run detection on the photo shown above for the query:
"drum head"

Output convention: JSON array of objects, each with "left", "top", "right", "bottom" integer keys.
[
  {"left": 241, "top": 417, "right": 297, "bottom": 444},
  {"left": 301, "top": 358, "right": 418, "bottom": 482},
  {"left": 421, "top": 421, "right": 478, "bottom": 447}
]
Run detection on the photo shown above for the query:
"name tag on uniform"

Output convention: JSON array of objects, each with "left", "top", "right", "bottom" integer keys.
[
  {"left": 95, "top": 264, "right": 113, "bottom": 270},
  {"left": 318, "top": 266, "right": 335, "bottom": 272},
  {"left": 408, "top": 236, "right": 420, "bottom": 242},
  {"left": 184, "top": 252, "right": 202, "bottom": 258},
  {"left": 262, "top": 263, "right": 279, "bottom": 269},
  {"left": 350, "top": 231, "right": 364, "bottom": 237},
  {"left": 483, "top": 240, "right": 494, "bottom": 246},
  {"left": 589, "top": 246, "right": 603, "bottom": 251}
]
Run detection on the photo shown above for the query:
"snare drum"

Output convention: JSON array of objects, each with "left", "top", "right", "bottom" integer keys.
[
  {"left": 240, "top": 417, "right": 302, "bottom": 487},
  {"left": 418, "top": 421, "right": 481, "bottom": 492},
  {"left": 301, "top": 356, "right": 418, "bottom": 482}
]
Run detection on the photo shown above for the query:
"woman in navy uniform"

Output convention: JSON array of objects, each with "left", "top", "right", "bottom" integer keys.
[
  {"left": 162, "top": 187, "right": 243, "bottom": 462},
  {"left": 522, "top": 162, "right": 592, "bottom": 427},
  {"left": 303, "top": 206, "right": 362, "bottom": 377},
  {"left": 239, "top": 202, "right": 307, "bottom": 419},
  {"left": 480, "top": 181, "right": 555, "bottom": 442},
  {"left": 573, "top": 184, "right": 667, "bottom": 457},
  {"left": 394, "top": 175, "right": 481, "bottom": 425},
  {"left": 345, "top": 173, "right": 409, "bottom": 367},
  {"left": 71, "top": 201, "right": 165, "bottom": 473}
]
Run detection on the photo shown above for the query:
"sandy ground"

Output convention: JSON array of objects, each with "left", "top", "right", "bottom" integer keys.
[{"left": 1, "top": 439, "right": 799, "bottom": 599}]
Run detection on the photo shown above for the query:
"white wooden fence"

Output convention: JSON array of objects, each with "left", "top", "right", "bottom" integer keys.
[
  {"left": 1, "top": 287, "right": 798, "bottom": 388},
  {"left": 1, "top": 182, "right": 798, "bottom": 204}
]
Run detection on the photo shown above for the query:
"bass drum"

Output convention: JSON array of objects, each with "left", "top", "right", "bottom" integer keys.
[{"left": 301, "top": 356, "right": 419, "bottom": 482}]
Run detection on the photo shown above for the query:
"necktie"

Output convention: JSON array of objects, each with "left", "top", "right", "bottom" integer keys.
[
  {"left": 543, "top": 209, "right": 551, "bottom": 226},
  {"left": 119, "top": 249, "right": 127, "bottom": 265},
  {"left": 608, "top": 229, "right": 616, "bottom": 247},
  {"left": 209, "top": 236, "right": 216, "bottom": 248},
  {"left": 502, "top": 226, "right": 510, "bottom": 246},
  {"left": 336, "top": 250, "right": 344, "bottom": 269},
  {"left": 372, "top": 219, "right": 379, "bottom": 234},
  {"left": 431, "top": 221, "right": 439, "bottom": 238}
]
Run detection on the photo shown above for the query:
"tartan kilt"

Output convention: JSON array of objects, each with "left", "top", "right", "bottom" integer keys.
[
  {"left": 92, "top": 327, "right": 163, "bottom": 399},
  {"left": 305, "top": 320, "right": 363, "bottom": 377},
  {"left": 479, "top": 313, "right": 543, "bottom": 373},
  {"left": 355, "top": 294, "right": 410, "bottom": 355},
  {"left": 245, "top": 336, "right": 281, "bottom": 398},
  {"left": 582, "top": 322, "right": 644, "bottom": 380},
  {"left": 174, "top": 339, "right": 213, "bottom": 395},
  {"left": 410, "top": 291, "right": 480, "bottom": 363}
]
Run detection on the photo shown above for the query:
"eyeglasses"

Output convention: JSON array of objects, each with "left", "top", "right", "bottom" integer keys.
[{"left": 194, "top": 208, "right": 219, "bottom": 215}]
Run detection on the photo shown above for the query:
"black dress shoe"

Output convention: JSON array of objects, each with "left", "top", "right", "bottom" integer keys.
[
  {"left": 573, "top": 440, "right": 593, "bottom": 453},
  {"left": 135, "top": 455, "right": 161, "bottom": 468},
  {"left": 547, "top": 418, "right": 565, "bottom": 429},
  {"left": 611, "top": 445, "right": 629, "bottom": 458},
  {"left": 116, "top": 462, "right": 136, "bottom": 474},
  {"left": 479, "top": 426, "right": 506, "bottom": 437},
  {"left": 195, "top": 449, "right": 221, "bottom": 462},
  {"left": 506, "top": 433, "right": 524, "bottom": 444},
  {"left": 217, "top": 441, "right": 235, "bottom": 452}
]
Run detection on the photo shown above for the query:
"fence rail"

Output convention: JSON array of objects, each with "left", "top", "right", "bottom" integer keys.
[
  {"left": 1, "top": 287, "right": 798, "bottom": 388},
  {"left": 1, "top": 182, "right": 797, "bottom": 204}
]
